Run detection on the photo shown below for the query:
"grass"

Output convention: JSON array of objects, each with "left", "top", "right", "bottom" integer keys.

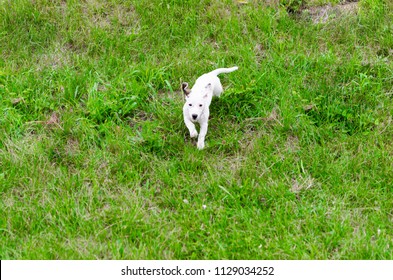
[{"left": 0, "top": 0, "right": 393, "bottom": 259}]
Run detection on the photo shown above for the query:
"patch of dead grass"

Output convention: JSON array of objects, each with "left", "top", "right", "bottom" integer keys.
[
  {"left": 291, "top": 174, "right": 315, "bottom": 193},
  {"left": 305, "top": 1, "right": 359, "bottom": 24},
  {"left": 36, "top": 43, "right": 73, "bottom": 71},
  {"left": 82, "top": 0, "right": 141, "bottom": 35}
]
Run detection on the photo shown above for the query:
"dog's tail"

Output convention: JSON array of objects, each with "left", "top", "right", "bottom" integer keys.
[{"left": 209, "top": 66, "right": 238, "bottom": 76}]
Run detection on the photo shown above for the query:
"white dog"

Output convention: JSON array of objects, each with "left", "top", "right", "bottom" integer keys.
[{"left": 181, "top": 66, "right": 238, "bottom": 150}]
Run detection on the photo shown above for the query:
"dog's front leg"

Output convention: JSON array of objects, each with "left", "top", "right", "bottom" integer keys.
[
  {"left": 184, "top": 117, "right": 198, "bottom": 138},
  {"left": 197, "top": 121, "right": 208, "bottom": 150}
]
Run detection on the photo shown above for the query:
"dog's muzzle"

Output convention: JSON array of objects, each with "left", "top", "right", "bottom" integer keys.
[{"left": 192, "top": 114, "right": 198, "bottom": 120}]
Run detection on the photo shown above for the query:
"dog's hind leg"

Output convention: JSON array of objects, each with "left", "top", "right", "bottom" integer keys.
[{"left": 213, "top": 82, "right": 223, "bottom": 97}]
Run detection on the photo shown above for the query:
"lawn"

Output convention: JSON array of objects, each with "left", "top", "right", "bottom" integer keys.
[{"left": 1, "top": 0, "right": 392, "bottom": 259}]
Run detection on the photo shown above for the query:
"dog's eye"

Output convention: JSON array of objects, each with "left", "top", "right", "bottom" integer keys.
[
  {"left": 199, "top": 104, "right": 203, "bottom": 107},
  {"left": 188, "top": 104, "right": 192, "bottom": 107}
]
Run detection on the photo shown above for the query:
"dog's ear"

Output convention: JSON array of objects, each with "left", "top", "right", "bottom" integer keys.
[
  {"left": 203, "top": 83, "right": 212, "bottom": 98},
  {"left": 181, "top": 82, "right": 191, "bottom": 96}
]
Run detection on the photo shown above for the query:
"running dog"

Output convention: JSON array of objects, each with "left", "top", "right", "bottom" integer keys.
[{"left": 181, "top": 66, "right": 238, "bottom": 150}]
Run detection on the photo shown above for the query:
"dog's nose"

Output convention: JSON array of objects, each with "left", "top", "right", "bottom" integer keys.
[{"left": 192, "top": 114, "right": 198, "bottom": 120}]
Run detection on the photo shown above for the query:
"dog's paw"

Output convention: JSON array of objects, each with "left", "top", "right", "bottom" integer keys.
[
  {"left": 197, "top": 141, "right": 205, "bottom": 150},
  {"left": 190, "top": 130, "right": 198, "bottom": 138}
]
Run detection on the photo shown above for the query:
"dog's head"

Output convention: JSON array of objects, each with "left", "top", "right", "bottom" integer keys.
[{"left": 181, "top": 82, "right": 212, "bottom": 122}]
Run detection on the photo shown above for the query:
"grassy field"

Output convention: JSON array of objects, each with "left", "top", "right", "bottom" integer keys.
[{"left": 1, "top": 0, "right": 393, "bottom": 259}]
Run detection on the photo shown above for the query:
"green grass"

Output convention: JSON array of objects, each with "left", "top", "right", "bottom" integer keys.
[{"left": 1, "top": 0, "right": 393, "bottom": 259}]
